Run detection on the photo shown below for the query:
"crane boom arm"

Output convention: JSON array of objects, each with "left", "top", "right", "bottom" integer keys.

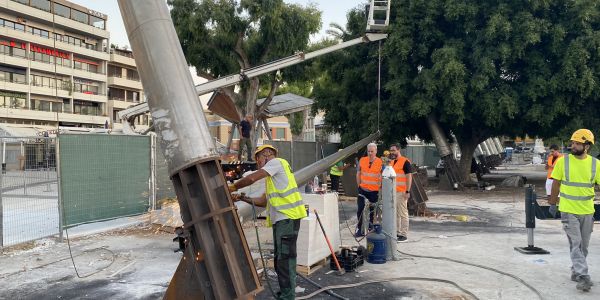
[{"left": 117, "top": 33, "right": 387, "bottom": 132}]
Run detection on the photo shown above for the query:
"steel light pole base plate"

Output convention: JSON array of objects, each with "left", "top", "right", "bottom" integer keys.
[{"left": 514, "top": 246, "right": 550, "bottom": 255}]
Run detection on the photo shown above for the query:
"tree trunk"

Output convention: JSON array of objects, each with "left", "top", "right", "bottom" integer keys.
[
  {"left": 458, "top": 136, "right": 483, "bottom": 183},
  {"left": 244, "top": 78, "right": 260, "bottom": 154}
]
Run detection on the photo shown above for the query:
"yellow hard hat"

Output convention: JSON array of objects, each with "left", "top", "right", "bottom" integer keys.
[
  {"left": 571, "top": 129, "right": 595, "bottom": 145},
  {"left": 254, "top": 144, "right": 278, "bottom": 158}
]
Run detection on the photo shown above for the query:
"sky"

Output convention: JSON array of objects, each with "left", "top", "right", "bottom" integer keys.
[{"left": 74, "top": 0, "right": 367, "bottom": 48}]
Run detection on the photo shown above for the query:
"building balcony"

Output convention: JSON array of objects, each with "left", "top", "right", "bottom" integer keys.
[
  {"left": 72, "top": 68, "right": 107, "bottom": 83},
  {"left": 29, "top": 85, "right": 71, "bottom": 98},
  {"left": 0, "top": 51, "right": 29, "bottom": 68},
  {"left": 0, "top": 106, "right": 60, "bottom": 122},
  {"left": 107, "top": 76, "right": 142, "bottom": 90},
  {"left": 58, "top": 112, "right": 107, "bottom": 125},
  {"left": 72, "top": 91, "right": 107, "bottom": 103},
  {"left": 29, "top": 60, "right": 73, "bottom": 77},
  {"left": 4, "top": 1, "right": 109, "bottom": 39},
  {"left": 0, "top": 80, "right": 29, "bottom": 93},
  {"left": 109, "top": 53, "right": 136, "bottom": 67},
  {"left": 0, "top": 26, "right": 109, "bottom": 61}
]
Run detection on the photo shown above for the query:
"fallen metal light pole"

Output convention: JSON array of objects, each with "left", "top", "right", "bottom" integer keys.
[
  {"left": 426, "top": 115, "right": 462, "bottom": 187},
  {"left": 118, "top": 1, "right": 261, "bottom": 299}
]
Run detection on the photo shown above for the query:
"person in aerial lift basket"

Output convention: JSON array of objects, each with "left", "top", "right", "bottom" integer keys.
[
  {"left": 548, "top": 129, "right": 600, "bottom": 292},
  {"left": 229, "top": 144, "right": 307, "bottom": 300}
]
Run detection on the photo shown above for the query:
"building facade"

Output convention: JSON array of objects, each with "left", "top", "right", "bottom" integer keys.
[
  {"left": 0, "top": 0, "right": 112, "bottom": 130},
  {"left": 107, "top": 46, "right": 148, "bottom": 131}
]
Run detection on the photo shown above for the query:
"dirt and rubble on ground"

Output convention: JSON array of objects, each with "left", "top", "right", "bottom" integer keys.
[{"left": 1, "top": 166, "right": 599, "bottom": 299}]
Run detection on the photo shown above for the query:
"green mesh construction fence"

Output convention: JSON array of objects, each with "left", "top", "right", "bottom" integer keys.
[{"left": 59, "top": 134, "right": 150, "bottom": 228}]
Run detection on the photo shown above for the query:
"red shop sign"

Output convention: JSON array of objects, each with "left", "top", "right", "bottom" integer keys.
[{"left": 30, "top": 44, "right": 69, "bottom": 59}]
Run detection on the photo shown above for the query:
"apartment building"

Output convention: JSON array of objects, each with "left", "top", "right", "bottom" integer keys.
[
  {"left": 0, "top": 0, "right": 110, "bottom": 129},
  {"left": 107, "top": 46, "right": 148, "bottom": 130}
]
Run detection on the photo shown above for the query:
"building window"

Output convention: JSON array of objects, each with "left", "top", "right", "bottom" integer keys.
[
  {"left": 73, "top": 57, "right": 101, "bottom": 73},
  {"left": 53, "top": 3, "right": 70, "bottom": 18},
  {"left": 12, "top": 0, "right": 30, "bottom": 5},
  {"left": 31, "top": 0, "right": 51, "bottom": 12},
  {"left": 108, "top": 88, "right": 125, "bottom": 101},
  {"left": 275, "top": 128, "right": 286, "bottom": 139},
  {"left": 63, "top": 99, "right": 71, "bottom": 113},
  {"left": 126, "top": 90, "right": 140, "bottom": 102},
  {"left": 31, "top": 99, "right": 52, "bottom": 112},
  {"left": 113, "top": 109, "right": 121, "bottom": 123},
  {"left": 71, "top": 9, "right": 88, "bottom": 24},
  {"left": 14, "top": 23, "right": 25, "bottom": 31},
  {"left": 126, "top": 69, "right": 139, "bottom": 81},
  {"left": 0, "top": 71, "right": 27, "bottom": 84},
  {"left": 73, "top": 100, "right": 101, "bottom": 116},
  {"left": 0, "top": 92, "right": 27, "bottom": 109},
  {"left": 108, "top": 65, "right": 122, "bottom": 77},
  {"left": 90, "top": 15, "right": 105, "bottom": 30}
]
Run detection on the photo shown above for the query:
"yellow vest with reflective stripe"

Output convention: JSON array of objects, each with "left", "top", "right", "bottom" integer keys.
[
  {"left": 265, "top": 158, "right": 307, "bottom": 227},
  {"left": 330, "top": 162, "right": 343, "bottom": 176},
  {"left": 557, "top": 154, "right": 598, "bottom": 215}
]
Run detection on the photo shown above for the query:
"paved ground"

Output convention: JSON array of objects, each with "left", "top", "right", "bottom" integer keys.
[{"left": 1, "top": 166, "right": 599, "bottom": 299}]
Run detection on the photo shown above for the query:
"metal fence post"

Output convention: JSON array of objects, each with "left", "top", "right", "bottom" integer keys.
[
  {"left": 56, "top": 136, "right": 63, "bottom": 242},
  {"left": 0, "top": 138, "right": 4, "bottom": 250},
  {"left": 150, "top": 133, "right": 157, "bottom": 211}
]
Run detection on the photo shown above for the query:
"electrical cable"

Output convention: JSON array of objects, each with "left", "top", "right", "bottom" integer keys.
[
  {"left": 296, "top": 277, "right": 480, "bottom": 300},
  {"left": 296, "top": 273, "right": 348, "bottom": 300},
  {"left": 248, "top": 197, "right": 278, "bottom": 298},
  {"left": 376, "top": 40, "right": 381, "bottom": 132},
  {"left": 64, "top": 226, "right": 116, "bottom": 278},
  {"left": 396, "top": 250, "right": 544, "bottom": 300},
  {"left": 0, "top": 246, "right": 113, "bottom": 279}
]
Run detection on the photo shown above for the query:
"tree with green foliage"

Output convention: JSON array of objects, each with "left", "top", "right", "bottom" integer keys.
[
  {"left": 168, "top": 0, "right": 321, "bottom": 146},
  {"left": 315, "top": 0, "right": 600, "bottom": 180}
]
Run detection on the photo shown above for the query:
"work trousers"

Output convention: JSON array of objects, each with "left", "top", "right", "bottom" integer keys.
[
  {"left": 330, "top": 175, "right": 340, "bottom": 192},
  {"left": 356, "top": 188, "right": 379, "bottom": 233},
  {"left": 561, "top": 212, "right": 594, "bottom": 277},
  {"left": 395, "top": 191, "right": 409, "bottom": 237},
  {"left": 273, "top": 218, "right": 301, "bottom": 300},
  {"left": 238, "top": 137, "right": 253, "bottom": 161}
]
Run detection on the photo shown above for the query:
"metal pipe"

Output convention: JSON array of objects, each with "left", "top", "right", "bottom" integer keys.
[
  {"left": 426, "top": 115, "right": 451, "bottom": 157},
  {"left": 118, "top": 0, "right": 216, "bottom": 174},
  {"left": 494, "top": 137, "right": 504, "bottom": 153},
  {"left": 294, "top": 132, "right": 380, "bottom": 186},
  {"left": 381, "top": 164, "right": 399, "bottom": 261},
  {"left": 118, "top": 1, "right": 261, "bottom": 298}
]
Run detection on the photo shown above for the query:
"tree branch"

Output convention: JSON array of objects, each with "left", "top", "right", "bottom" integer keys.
[
  {"left": 257, "top": 77, "right": 282, "bottom": 115},
  {"left": 234, "top": 32, "right": 250, "bottom": 69}
]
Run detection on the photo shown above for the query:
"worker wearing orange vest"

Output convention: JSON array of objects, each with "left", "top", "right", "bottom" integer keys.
[
  {"left": 549, "top": 129, "right": 599, "bottom": 292},
  {"left": 355, "top": 142, "right": 383, "bottom": 237},
  {"left": 545, "top": 144, "right": 562, "bottom": 197},
  {"left": 389, "top": 144, "right": 414, "bottom": 242}
]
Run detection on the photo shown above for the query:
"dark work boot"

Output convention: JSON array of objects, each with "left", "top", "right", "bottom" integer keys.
[{"left": 576, "top": 275, "right": 593, "bottom": 292}]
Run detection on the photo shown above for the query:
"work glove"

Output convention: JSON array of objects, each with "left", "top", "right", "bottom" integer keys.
[
  {"left": 548, "top": 204, "right": 558, "bottom": 218},
  {"left": 228, "top": 184, "right": 237, "bottom": 192}
]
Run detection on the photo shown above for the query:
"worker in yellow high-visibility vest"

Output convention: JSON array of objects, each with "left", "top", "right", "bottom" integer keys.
[
  {"left": 549, "top": 129, "right": 600, "bottom": 293},
  {"left": 229, "top": 144, "right": 306, "bottom": 300}
]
